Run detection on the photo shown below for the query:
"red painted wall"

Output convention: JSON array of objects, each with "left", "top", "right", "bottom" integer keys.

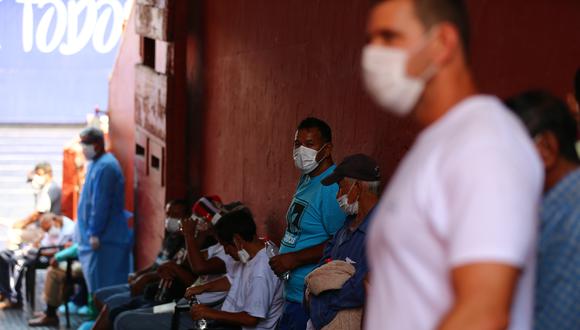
[
  {"left": 108, "top": 7, "right": 140, "bottom": 257},
  {"left": 196, "top": 0, "right": 580, "bottom": 242}
]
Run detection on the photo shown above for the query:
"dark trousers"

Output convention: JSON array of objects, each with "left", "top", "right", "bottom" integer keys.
[
  {"left": 0, "top": 250, "right": 11, "bottom": 297},
  {"left": 278, "top": 300, "right": 309, "bottom": 330},
  {"left": 0, "top": 249, "right": 49, "bottom": 303}
]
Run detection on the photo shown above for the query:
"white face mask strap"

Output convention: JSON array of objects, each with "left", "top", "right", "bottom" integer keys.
[
  {"left": 410, "top": 27, "right": 441, "bottom": 81},
  {"left": 315, "top": 143, "right": 329, "bottom": 162}
]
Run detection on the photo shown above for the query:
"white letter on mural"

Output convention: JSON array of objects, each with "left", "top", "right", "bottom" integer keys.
[{"left": 35, "top": 0, "right": 67, "bottom": 53}]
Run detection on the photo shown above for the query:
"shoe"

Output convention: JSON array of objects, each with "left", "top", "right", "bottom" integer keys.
[
  {"left": 28, "top": 314, "right": 59, "bottom": 327},
  {"left": 32, "top": 311, "right": 46, "bottom": 317},
  {"left": 58, "top": 301, "right": 79, "bottom": 314},
  {"left": 0, "top": 300, "right": 23, "bottom": 310},
  {"left": 77, "top": 320, "right": 95, "bottom": 330},
  {"left": 77, "top": 305, "right": 91, "bottom": 316}
]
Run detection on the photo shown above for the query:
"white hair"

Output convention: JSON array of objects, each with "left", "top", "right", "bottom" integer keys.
[{"left": 344, "top": 178, "right": 381, "bottom": 195}]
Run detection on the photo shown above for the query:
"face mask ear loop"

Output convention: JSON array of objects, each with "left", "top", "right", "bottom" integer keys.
[
  {"left": 316, "top": 143, "right": 329, "bottom": 164},
  {"left": 410, "top": 27, "right": 440, "bottom": 82},
  {"left": 338, "top": 180, "right": 356, "bottom": 205}
]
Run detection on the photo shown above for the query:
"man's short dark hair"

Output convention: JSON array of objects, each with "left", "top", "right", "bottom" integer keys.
[
  {"left": 214, "top": 207, "right": 256, "bottom": 244},
  {"left": 34, "top": 162, "right": 53, "bottom": 176},
  {"left": 505, "top": 90, "right": 579, "bottom": 163},
  {"left": 372, "top": 0, "right": 471, "bottom": 53},
  {"left": 79, "top": 126, "right": 105, "bottom": 144},
  {"left": 574, "top": 68, "right": 580, "bottom": 102},
  {"left": 297, "top": 117, "right": 332, "bottom": 143}
]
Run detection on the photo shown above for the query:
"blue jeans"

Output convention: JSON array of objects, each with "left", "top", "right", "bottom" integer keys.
[
  {"left": 278, "top": 300, "right": 309, "bottom": 330},
  {"left": 94, "top": 283, "right": 130, "bottom": 305}
]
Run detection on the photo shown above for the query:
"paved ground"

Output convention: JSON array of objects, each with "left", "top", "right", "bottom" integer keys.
[
  {"left": 0, "top": 268, "right": 88, "bottom": 329},
  {"left": 0, "top": 125, "right": 87, "bottom": 329}
]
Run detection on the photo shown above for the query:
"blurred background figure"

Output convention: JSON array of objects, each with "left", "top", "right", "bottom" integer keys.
[
  {"left": 76, "top": 127, "right": 132, "bottom": 315},
  {"left": 11, "top": 162, "right": 62, "bottom": 245},
  {"left": 506, "top": 90, "right": 580, "bottom": 330}
]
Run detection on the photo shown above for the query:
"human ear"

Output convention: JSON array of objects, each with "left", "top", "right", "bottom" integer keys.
[
  {"left": 431, "top": 23, "right": 460, "bottom": 67},
  {"left": 536, "top": 132, "right": 559, "bottom": 170}
]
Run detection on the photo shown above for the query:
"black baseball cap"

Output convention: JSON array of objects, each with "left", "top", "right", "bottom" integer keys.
[{"left": 321, "top": 154, "right": 381, "bottom": 186}]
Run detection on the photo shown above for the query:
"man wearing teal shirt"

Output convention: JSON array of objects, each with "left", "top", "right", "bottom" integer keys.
[{"left": 270, "top": 117, "right": 346, "bottom": 330}]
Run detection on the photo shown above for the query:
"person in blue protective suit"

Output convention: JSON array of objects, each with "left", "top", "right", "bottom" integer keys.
[{"left": 76, "top": 127, "right": 131, "bottom": 310}]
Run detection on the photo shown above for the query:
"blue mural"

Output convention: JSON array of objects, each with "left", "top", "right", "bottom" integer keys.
[{"left": 0, "top": 0, "right": 130, "bottom": 123}]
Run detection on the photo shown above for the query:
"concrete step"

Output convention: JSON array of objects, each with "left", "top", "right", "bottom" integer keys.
[{"left": 0, "top": 126, "right": 80, "bottom": 219}]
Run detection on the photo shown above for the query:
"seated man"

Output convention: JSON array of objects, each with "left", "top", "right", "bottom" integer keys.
[
  {"left": 28, "top": 242, "right": 86, "bottom": 327},
  {"left": 12, "top": 162, "right": 62, "bottom": 237},
  {"left": 304, "top": 154, "right": 380, "bottom": 330},
  {"left": 90, "top": 199, "right": 193, "bottom": 330},
  {"left": 112, "top": 199, "right": 239, "bottom": 330},
  {"left": 0, "top": 212, "right": 74, "bottom": 310},
  {"left": 187, "top": 206, "right": 284, "bottom": 330}
]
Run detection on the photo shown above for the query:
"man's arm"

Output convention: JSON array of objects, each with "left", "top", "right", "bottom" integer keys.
[
  {"left": 269, "top": 241, "right": 327, "bottom": 275},
  {"left": 437, "top": 263, "right": 520, "bottom": 330},
  {"left": 157, "top": 261, "right": 196, "bottom": 286},
  {"left": 87, "top": 165, "right": 117, "bottom": 240},
  {"left": 184, "top": 276, "right": 231, "bottom": 299},
  {"left": 182, "top": 218, "right": 227, "bottom": 275},
  {"left": 130, "top": 272, "right": 161, "bottom": 296},
  {"left": 13, "top": 211, "right": 41, "bottom": 229},
  {"left": 190, "top": 305, "right": 260, "bottom": 327}
]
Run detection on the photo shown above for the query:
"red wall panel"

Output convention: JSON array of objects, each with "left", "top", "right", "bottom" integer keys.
[
  {"left": 199, "top": 0, "right": 418, "bottom": 241},
  {"left": 195, "top": 0, "right": 579, "bottom": 241}
]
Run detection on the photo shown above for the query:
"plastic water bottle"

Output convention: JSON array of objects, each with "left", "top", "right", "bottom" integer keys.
[
  {"left": 189, "top": 295, "right": 207, "bottom": 330},
  {"left": 265, "top": 240, "right": 290, "bottom": 281}
]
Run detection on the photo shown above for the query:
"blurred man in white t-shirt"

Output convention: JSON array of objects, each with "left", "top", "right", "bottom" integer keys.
[{"left": 361, "top": 0, "right": 543, "bottom": 329}]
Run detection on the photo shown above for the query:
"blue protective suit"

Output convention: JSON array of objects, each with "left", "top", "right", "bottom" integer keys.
[{"left": 77, "top": 152, "right": 131, "bottom": 293}]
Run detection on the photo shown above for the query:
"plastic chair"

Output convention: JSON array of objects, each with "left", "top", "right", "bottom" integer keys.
[{"left": 25, "top": 245, "right": 64, "bottom": 310}]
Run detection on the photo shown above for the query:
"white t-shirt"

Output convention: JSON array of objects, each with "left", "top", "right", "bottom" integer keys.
[
  {"left": 196, "top": 243, "right": 234, "bottom": 305},
  {"left": 365, "top": 96, "right": 543, "bottom": 330},
  {"left": 40, "top": 216, "right": 75, "bottom": 247},
  {"left": 221, "top": 248, "right": 284, "bottom": 330}
]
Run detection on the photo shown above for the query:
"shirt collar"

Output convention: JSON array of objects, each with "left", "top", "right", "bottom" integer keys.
[
  {"left": 544, "top": 168, "right": 580, "bottom": 205},
  {"left": 302, "top": 164, "right": 336, "bottom": 185},
  {"left": 346, "top": 206, "right": 376, "bottom": 234}
]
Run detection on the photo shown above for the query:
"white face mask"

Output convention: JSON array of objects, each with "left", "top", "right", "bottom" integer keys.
[
  {"left": 237, "top": 249, "right": 251, "bottom": 264},
  {"left": 82, "top": 143, "right": 97, "bottom": 160},
  {"left": 361, "top": 44, "right": 435, "bottom": 116},
  {"left": 234, "top": 237, "right": 251, "bottom": 263},
  {"left": 48, "top": 225, "right": 61, "bottom": 237},
  {"left": 293, "top": 144, "right": 327, "bottom": 174},
  {"left": 165, "top": 217, "right": 181, "bottom": 233},
  {"left": 31, "top": 174, "right": 46, "bottom": 190},
  {"left": 337, "top": 182, "right": 359, "bottom": 215}
]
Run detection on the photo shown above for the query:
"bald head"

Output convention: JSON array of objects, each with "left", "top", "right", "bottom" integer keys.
[{"left": 39, "top": 213, "right": 62, "bottom": 232}]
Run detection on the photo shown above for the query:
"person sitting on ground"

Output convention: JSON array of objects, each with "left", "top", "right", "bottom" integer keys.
[
  {"left": 506, "top": 90, "right": 580, "bottom": 330},
  {"left": 112, "top": 198, "right": 240, "bottom": 330},
  {"left": 187, "top": 206, "right": 284, "bottom": 330},
  {"left": 0, "top": 212, "right": 74, "bottom": 310}
]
